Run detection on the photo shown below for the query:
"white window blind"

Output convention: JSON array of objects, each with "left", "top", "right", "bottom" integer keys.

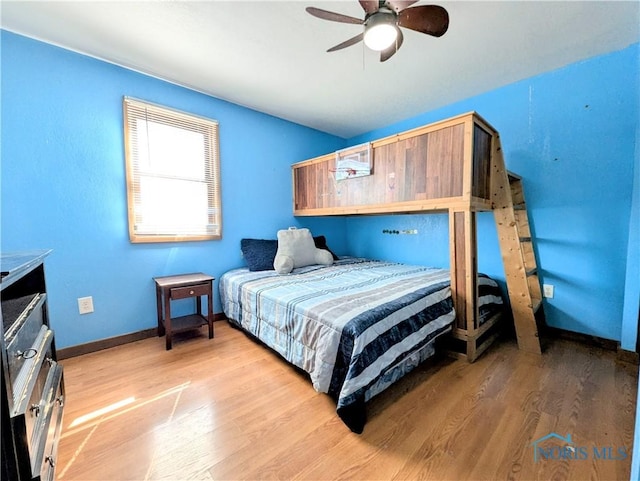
[{"left": 123, "top": 97, "right": 221, "bottom": 243}]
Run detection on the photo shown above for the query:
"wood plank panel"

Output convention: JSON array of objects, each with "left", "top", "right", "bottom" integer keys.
[
  {"left": 413, "top": 135, "right": 428, "bottom": 199},
  {"left": 316, "top": 162, "right": 325, "bottom": 210},
  {"left": 308, "top": 162, "right": 317, "bottom": 210},
  {"left": 466, "top": 211, "right": 478, "bottom": 333},
  {"left": 402, "top": 137, "right": 418, "bottom": 201},
  {"left": 293, "top": 167, "right": 303, "bottom": 210},
  {"left": 391, "top": 141, "right": 404, "bottom": 203},
  {"left": 472, "top": 125, "right": 492, "bottom": 200},
  {"left": 453, "top": 123, "right": 467, "bottom": 196},
  {"left": 452, "top": 210, "right": 468, "bottom": 330},
  {"left": 373, "top": 142, "right": 388, "bottom": 205},
  {"left": 426, "top": 125, "right": 465, "bottom": 198},
  {"left": 426, "top": 129, "right": 444, "bottom": 198}
]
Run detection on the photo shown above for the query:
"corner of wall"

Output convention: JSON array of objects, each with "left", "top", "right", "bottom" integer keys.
[{"left": 621, "top": 72, "right": 640, "bottom": 352}]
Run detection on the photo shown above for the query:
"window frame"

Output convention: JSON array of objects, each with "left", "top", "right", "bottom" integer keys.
[{"left": 123, "top": 97, "right": 222, "bottom": 243}]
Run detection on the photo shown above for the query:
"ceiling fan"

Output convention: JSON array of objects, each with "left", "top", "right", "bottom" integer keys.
[{"left": 306, "top": 1, "right": 449, "bottom": 62}]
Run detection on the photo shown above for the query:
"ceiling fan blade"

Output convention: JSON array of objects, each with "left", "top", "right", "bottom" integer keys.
[
  {"left": 359, "top": 1, "right": 379, "bottom": 14},
  {"left": 327, "top": 33, "right": 365, "bottom": 52},
  {"left": 380, "top": 28, "right": 403, "bottom": 62},
  {"left": 306, "top": 7, "right": 363, "bottom": 25},
  {"left": 386, "top": 1, "right": 419, "bottom": 13},
  {"left": 398, "top": 5, "right": 449, "bottom": 37}
]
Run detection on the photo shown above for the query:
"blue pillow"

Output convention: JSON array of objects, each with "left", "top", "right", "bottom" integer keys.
[
  {"left": 313, "top": 235, "right": 339, "bottom": 261},
  {"left": 241, "top": 235, "right": 338, "bottom": 271},
  {"left": 240, "top": 238, "right": 278, "bottom": 271}
]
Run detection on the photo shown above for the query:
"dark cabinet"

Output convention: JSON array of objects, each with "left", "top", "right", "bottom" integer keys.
[{"left": 1, "top": 251, "right": 64, "bottom": 481}]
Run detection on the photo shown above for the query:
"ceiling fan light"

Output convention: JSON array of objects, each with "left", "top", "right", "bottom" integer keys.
[{"left": 364, "top": 13, "right": 398, "bottom": 51}]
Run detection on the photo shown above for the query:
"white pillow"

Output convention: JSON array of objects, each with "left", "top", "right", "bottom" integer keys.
[{"left": 273, "top": 227, "right": 334, "bottom": 274}]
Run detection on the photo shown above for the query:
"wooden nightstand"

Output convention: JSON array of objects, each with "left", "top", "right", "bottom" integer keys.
[{"left": 153, "top": 273, "right": 214, "bottom": 350}]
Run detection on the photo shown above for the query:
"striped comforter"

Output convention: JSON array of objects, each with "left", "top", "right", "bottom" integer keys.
[{"left": 219, "top": 258, "right": 501, "bottom": 433}]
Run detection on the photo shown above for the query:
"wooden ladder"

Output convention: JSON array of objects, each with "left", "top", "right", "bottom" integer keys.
[{"left": 492, "top": 136, "right": 543, "bottom": 355}]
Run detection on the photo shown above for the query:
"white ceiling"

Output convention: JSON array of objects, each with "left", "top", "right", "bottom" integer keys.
[{"left": 2, "top": 1, "right": 639, "bottom": 138}]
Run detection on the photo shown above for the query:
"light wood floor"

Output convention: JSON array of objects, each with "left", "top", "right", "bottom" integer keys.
[{"left": 56, "top": 321, "right": 637, "bottom": 481}]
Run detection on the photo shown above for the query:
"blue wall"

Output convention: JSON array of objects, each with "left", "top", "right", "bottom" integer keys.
[
  {"left": 345, "top": 43, "right": 639, "bottom": 344},
  {"left": 1, "top": 30, "right": 638, "bottom": 353},
  {"left": 0, "top": 31, "right": 346, "bottom": 348}
]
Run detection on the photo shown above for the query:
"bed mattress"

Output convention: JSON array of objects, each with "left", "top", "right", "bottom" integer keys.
[{"left": 219, "top": 257, "right": 502, "bottom": 432}]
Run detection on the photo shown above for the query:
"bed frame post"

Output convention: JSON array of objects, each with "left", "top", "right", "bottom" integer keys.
[{"left": 449, "top": 208, "right": 480, "bottom": 361}]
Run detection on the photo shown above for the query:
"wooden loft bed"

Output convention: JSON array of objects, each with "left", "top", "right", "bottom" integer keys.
[{"left": 291, "top": 111, "right": 543, "bottom": 362}]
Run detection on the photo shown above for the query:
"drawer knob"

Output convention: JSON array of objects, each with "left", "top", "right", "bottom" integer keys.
[
  {"left": 189, "top": 290, "right": 194, "bottom": 295},
  {"left": 16, "top": 348, "right": 38, "bottom": 359},
  {"left": 30, "top": 404, "right": 41, "bottom": 417}
]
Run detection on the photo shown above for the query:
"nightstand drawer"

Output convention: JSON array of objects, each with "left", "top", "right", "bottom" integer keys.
[{"left": 170, "top": 283, "right": 209, "bottom": 300}]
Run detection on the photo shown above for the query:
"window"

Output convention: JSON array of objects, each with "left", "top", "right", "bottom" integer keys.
[{"left": 123, "top": 97, "right": 221, "bottom": 243}]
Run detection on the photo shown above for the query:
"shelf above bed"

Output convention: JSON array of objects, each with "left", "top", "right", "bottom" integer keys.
[{"left": 292, "top": 112, "right": 496, "bottom": 217}]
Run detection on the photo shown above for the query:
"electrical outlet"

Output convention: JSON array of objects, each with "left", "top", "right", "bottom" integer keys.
[
  {"left": 543, "top": 284, "right": 554, "bottom": 299},
  {"left": 78, "top": 296, "right": 94, "bottom": 314}
]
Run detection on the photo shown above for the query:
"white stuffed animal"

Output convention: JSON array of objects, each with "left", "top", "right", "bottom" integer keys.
[{"left": 274, "top": 227, "right": 334, "bottom": 274}]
